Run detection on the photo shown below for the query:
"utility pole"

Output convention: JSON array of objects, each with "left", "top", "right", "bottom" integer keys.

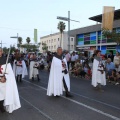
[
  {"left": 57, "top": 11, "right": 80, "bottom": 52},
  {"left": 0, "top": 41, "right": 6, "bottom": 48},
  {"left": 68, "top": 11, "right": 70, "bottom": 51},
  {"left": 10, "top": 33, "right": 19, "bottom": 46}
]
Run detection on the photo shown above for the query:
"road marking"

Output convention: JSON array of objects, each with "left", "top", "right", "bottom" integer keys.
[
  {"left": 23, "top": 79, "right": 120, "bottom": 120},
  {"left": 37, "top": 80, "right": 120, "bottom": 111},
  {"left": 20, "top": 96, "right": 53, "bottom": 120},
  {"left": 71, "top": 92, "right": 120, "bottom": 111}
]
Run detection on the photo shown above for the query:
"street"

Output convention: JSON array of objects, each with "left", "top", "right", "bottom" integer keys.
[{"left": 0, "top": 70, "right": 120, "bottom": 120}]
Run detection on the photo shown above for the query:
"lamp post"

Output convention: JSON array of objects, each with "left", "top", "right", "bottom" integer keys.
[
  {"left": 57, "top": 11, "right": 80, "bottom": 51},
  {"left": 10, "top": 33, "right": 19, "bottom": 46}
]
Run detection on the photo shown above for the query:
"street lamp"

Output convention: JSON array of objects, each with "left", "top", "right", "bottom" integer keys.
[
  {"left": 57, "top": 11, "right": 80, "bottom": 51},
  {"left": 10, "top": 33, "right": 19, "bottom": 46}
]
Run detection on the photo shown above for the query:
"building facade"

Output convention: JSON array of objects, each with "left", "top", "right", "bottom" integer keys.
[
  {"left": 70, "top": 9, "right": 120, "bottom": 55},
  {"left": 40, "top": 32, "right": 75, "bottom": 53}
]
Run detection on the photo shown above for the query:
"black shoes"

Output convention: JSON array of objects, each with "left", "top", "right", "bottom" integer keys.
[
  {"left": 66, "top": 92, "right": 73, "bottom": 97},
  {"left": 32, "top": 76, "right": 41, "bottom": 81},
  {"left": 0, "top": 101, "right": 6, "bottom": 113},
  {"left": 37, "top": 75, "right": 41, "bottom": 81},
  {"left": 0, "top": 107, "right": 6, "bottom": 113},
  {"left": 32, "top": 77, "right": 34, "bottom": 81},
  {"left": 55, "top": 95, "right": 60, "bottom": 97}
]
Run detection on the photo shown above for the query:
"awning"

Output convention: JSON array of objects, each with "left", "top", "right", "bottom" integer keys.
[{"left": 89, "top": 9, "right": 120, "bottom": 22}]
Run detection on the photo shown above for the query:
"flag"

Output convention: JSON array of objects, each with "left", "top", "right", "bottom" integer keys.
[
  {"left": 102, "top": 6, "right": 115, "bottom": 30},
  {"left": 34, "top": 29, "right": 37, "bottom": 43}
]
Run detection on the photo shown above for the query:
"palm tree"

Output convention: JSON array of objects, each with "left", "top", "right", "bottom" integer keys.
[
  {"left": 26, "top": 37, "right": 31, "bottom": 52},
  {"left": 26, "top": 37, "right": 31, "bottom": 44},
  {"left": 57, "top": 21, "right": 66, "bottom": 47},
  {"left": 18, "top": 37, "right": 22, "bottom": 44},
  {"left": 17, "top": 37, "right": 22, "bottom": 49}
]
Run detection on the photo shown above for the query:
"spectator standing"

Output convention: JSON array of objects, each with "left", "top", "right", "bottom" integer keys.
[
  {"left": 113, "top": 52, "right": 120, "bottom": 71},
  {"left": 65, "top": 50, "right": 71, "bottom": 70},
  {"left": 71, "top": 52, "right": 77, "bottom": 68},
  {"left": 108, "top": 50, "right": 114, "bottom": 62}
]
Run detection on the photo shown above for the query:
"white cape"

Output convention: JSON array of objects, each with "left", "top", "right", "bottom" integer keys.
[
  {"left": 0, "top": 63, "right": 21, "bottom": 113},
  {"left": 13, "top": 60, "right": 28, "bottom": 78},
  {"left": 47, "top": 57, "right": 70, "bottom": 96},
  {"left": 29, "top": 61, "right": 39, "bottom": 79},
  {"left": 92, "top": 59, "right": 106, "bottom": 87}
]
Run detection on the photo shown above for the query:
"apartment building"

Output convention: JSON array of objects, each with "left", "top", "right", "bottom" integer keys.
[{"left": 40, "top": 32, "right": 75, "bottom": 53}]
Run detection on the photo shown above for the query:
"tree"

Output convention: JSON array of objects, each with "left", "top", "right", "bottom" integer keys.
[
  {"left": 102, "top": 28, "right": 120, "bottom": 45},
  {"left": 3, "top": 47, "right": 8, "bottom": 53},
  {"left": 17, "top": 37, "right": 22, "bottom": 49},
  {"left": 57, "top": 21, "right": 66, "bottom": 47},
  {"left": 21, "top": 44, "right": 39, "bottom": 52},
  {"left": 26, "top": 37, "right": 31, "bottom": 52},
  {"left": 42, "top": 42, "right": 48, "bottom": 51},
  {"left": 18, "top": 37, "right": 22, "bottom": 44},
  {"left": 26, "top": 37, "right": 31, "bottom": 44},
  {"left": 10, "top": 46, "right": 16, "bottom": 54},
  {"left": 38, "top": 42, "right": 41, "bottom": 47}
]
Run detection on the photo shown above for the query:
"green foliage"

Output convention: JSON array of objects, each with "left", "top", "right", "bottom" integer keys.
[
  {"left": 26, "top": 37, "right": 31, "bottom": 44},
  {"left": 21, "top": 44, "right": 39, "bottom": 52},
  {"left": 102, "top": 28, "right": 120, "bottom": 45},
  {"left": 11, "top": 46, "right": 16, "bottom": 53},
  {"left": 42, "top": 42, "right": 48, "bottom": 51},
  {"left": 18, "top": 37, "right": 22, "bottom": 44},
  {"left": 17, "top": 44, "right": 20, "bottom": 48},
  {"left": 3, "top": 47, "right": 8, "bottom": 53},
  {"left": 38, "top": 42, "right": 41, "bottom": 47},
  {"left": 57, "top": 21, "right": 66, "bottom": 33}
]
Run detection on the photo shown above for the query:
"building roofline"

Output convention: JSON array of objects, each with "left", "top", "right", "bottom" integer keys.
[
  {"left": 89, "top": 9, "right": 120, "bottom": 22},
  {"left": 40, "top": 31, "right": 67, "bottom": 39}
]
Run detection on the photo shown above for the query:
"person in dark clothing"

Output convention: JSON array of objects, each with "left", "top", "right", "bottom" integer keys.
[
  {"left": 108, "top": 50, "right": 114, "bottom": 62},
  {"left": 0, "top": 48, "right": 21, "bottom": 113},
  {"left": 0, "top": 50, "right": 7, "bottom": 113}
]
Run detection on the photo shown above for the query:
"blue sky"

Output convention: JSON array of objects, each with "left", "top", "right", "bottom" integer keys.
[{"left": 0, "top": 0, "right": 119, "bottom": 47}]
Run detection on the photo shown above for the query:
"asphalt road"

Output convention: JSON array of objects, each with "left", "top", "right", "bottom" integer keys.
[{"left": 0, "top": 70, "right": 120, "bottom": 120}]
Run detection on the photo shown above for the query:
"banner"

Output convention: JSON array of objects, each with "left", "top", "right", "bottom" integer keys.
[
  {"left": 34, "top": 29, "right": 37, "bottom": 43},
  {"left": 102, "top": 6, "right": 115, "bottom": 30}
]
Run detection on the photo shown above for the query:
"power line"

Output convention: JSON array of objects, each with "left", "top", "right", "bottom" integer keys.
[
  {"left": 0, "top": 27, "right": 55, "bottom": 33},
  {"left": 0, "top": 27, "right": 33, "bottom": 31}
]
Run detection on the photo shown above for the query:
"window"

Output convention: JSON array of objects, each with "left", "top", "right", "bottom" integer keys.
[
  {"left": 71, "top": 38, "right": 73, "bottom": 41},
  {"left": 54, "top": 45, "right": 56, "bottom": 49},
  {"left": 71, "top": 45, "right": 73, "bottom": 49},
  {"left": 49, "top": 40, "right": 50, "bottom": 43},
  {"left": 54, "top": 39, "right": 56, "bottom": 42},
  {"left": 58, "top": 38, "right": 59, "bottom": 41}
]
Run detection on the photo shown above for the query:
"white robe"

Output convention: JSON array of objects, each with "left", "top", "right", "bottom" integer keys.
[
  {"left": 47, "top": 57, "right": 70, "bottom": 96},
  {"left": 29, "top": 61, "right": 39, "bottom": 79},
  {"left": 92, "top": 59, "right": 106, "bottom": 87},
  {"left": 13, "top": 60, "right": 28, "bottom": 78},
  {"left": 0, "top": 63, "right": 21, "bottom": 113}
]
